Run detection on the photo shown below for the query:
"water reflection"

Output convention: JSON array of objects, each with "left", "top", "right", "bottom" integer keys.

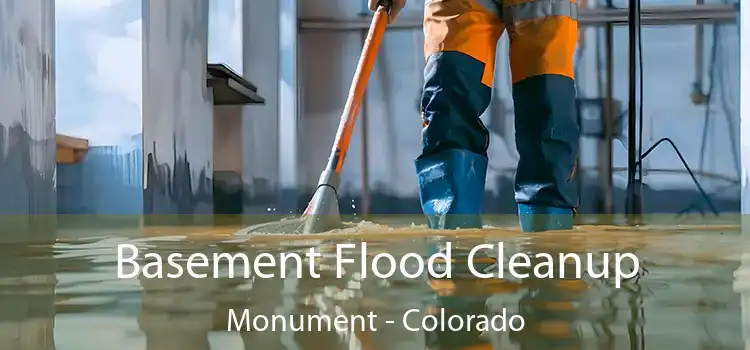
[
  {"left": 0, "top": 225, "right": 741, "bottom": 349},
  {"left": 506, "top": 234, "right": 644, "bottom": 350},
  {"left": 0, "top": 243, "right": 56, "bottom": 350}
]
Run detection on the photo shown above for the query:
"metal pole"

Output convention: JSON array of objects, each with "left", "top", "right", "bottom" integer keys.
[
  {"left": 693, "top": 0, "right": 705, "bottom": 104},
  {"left": 600, "top": 0, "right": 615, "bottom": 220},
  {"left": 357, "top": 8, "right": 372, "bottom": 217},
  {"left": 360, "top": 94, "right": 371, "bottom": 216},
  {"left": 360, "top": 56, "right": 372, "bottom": 216},
  {"left": 625, "top": 0, "right": 642, "bottom": 222}
]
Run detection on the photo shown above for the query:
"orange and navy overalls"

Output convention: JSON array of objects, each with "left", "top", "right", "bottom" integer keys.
[{"left": 415, "top": 0, "right": 580, "bottom": 232}]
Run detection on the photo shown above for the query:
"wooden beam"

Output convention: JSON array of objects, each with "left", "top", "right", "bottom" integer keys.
[
  {"left": 56, "top": 134, "right": 89, "bottom": 164},
  {"left": 56, "top": 134, "right": 88, "bottom": 150}
]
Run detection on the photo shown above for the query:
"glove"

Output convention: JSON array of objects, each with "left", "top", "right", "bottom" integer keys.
[{"left": 368, "top": 0, "right": 406, "bottom": 23}]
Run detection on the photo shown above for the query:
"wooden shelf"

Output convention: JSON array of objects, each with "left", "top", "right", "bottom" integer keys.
[
  {"left": 207, "top": 63, "right": 265, "bottom": 106},
  {"left": 56, "top": 134, "right": 89, "bottom": 164}
]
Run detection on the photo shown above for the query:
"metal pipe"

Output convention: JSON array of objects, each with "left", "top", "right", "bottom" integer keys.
[
  {"left": 609, "top": 167, "right": 739, "bottom": 184},
  {"left": 625, "top": 0, "right": 642, "bottom": 222},
  {"left": 601, "top": 15, "right": 615, "bottom": 219},
  {"left": 299, "top": 5, "right": 737, "bottom": 31},
  {"left": 360, "top": 91, "right": 371, "bottom": 216},
  {"left": 359, "top": 25, "right": 371, "bottom": 217},
  {"left": 693, "top": 0, "right": 705, "bottom": 104}
]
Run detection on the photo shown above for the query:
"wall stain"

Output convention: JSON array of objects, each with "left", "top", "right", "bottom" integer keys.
[
  {"left": 144, "top": 138, "right": 212, "bottom": 218},
  {"left": 0, "top": 123, "right": 55, "bottom": 243}
]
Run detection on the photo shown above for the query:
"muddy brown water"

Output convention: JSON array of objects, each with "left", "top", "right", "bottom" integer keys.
[{"left": 2, "top": 219, "right": 748, "bottom": 349}]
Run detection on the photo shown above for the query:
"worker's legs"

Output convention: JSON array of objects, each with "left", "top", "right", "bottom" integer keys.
[
  {"left": 417, "top": 0, "right": 505, "bottom": 229},
  {"left": 506, "top": 1, "right": 580, "bottom": 231}
]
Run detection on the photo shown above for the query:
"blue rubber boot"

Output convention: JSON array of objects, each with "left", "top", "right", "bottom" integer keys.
[
  {"left": 415, "top": 149, "right": 488, "bottom": 230},
  {"left": 518, "top": 204, "right": 574, "bottom": 232}
]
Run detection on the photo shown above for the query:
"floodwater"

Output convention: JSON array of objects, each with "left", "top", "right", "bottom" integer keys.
[{"left": 2, "top": 220, "right": 748, "bottom": 350}]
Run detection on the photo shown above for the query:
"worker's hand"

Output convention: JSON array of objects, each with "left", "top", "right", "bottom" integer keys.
[{"left": 368, "top": 0, "right": 406, "bottom": 23}]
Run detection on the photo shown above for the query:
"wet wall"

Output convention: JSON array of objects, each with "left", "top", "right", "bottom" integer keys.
[
  {"left": 0, "top": 1, "right": 56, "bottom": 347},
  {"left": 142, "top": 0, "right": 214, "bottom": 217},
  {"left": 213, "top": 106, "right": 244, "bottom": 215},
  {"left": 57, "top": 141, "right": 143, "bottom": 215},
  {"left": 0, "top": 0, "right": 57, "bottom": 240},
  {"left": 277, "top": 0, "right": 300, "bottom": 213}
]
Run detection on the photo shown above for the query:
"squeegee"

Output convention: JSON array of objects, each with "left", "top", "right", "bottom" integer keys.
[{"left": 240, "top": 0, "right": 392, "bottom": 234}]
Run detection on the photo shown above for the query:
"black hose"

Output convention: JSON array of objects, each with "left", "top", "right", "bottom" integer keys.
[{"left": 638, "top": 137, "right": 720, "bottom": 215}]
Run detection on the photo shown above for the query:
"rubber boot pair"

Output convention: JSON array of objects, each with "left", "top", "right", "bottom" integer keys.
[{"left": 415, "top": 149, "right": 573, "bottom": 232}]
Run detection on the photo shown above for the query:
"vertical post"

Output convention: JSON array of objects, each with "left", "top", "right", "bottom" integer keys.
[
  {"left": 361, "top": 84, "right": 372, "bottom": 216},
  {"left": 360, "top": 22, "right": 372, "bottom": 217},
  {"left": 209, "top": 0, "right": 245, "bottom": 219},
  {"left": 599, "top": 0, "right": 615, "bottom": 220},
  {"left": 142, "top": 0, "right": 214, "bottom": 223},
  {"left": 693, "top": 0, "right": 705, "bottom": 109},
  {"left": 0, "top": 0, "right": 57, "bottom": 243},
  {"left": 278, "top": 0, "right": 300, "bottom": 213},
  {"left": 625, "top": 0, "right": 642, "bottom": 223},
  {"left": 243, "top": 0, "right": 281, "bottom": 214}
]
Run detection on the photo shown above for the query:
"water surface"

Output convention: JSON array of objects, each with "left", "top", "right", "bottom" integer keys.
[{"left": 2, "top": 222, "right": 746, "bottom": 349}]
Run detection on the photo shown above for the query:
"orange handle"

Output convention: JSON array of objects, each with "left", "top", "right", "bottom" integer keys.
[{"left": 324, "top": 6, "right": 390, "bottom": 174}]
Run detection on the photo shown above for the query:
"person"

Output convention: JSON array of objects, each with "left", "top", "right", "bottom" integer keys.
[{"left": 369, "top": 0, "right": 579, "bottom": 232}]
